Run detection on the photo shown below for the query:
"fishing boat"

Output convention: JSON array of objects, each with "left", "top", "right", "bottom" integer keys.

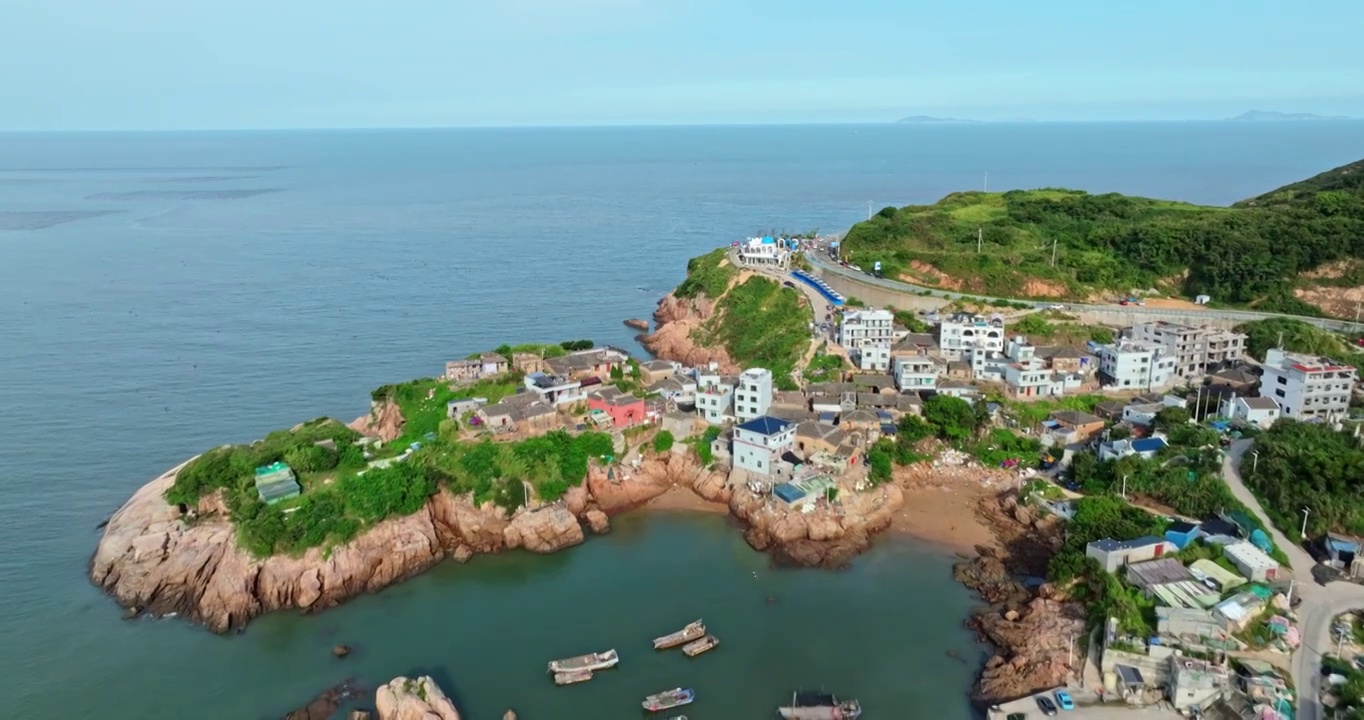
[
  {"left": 665, "top": 716, "right": 688, "bottom": 720},
  {"left": 681, "top": 634, "right": 719, "bottom": 657},
  {"left": 642, "top": 687, "right": 695, "bottom": 712},
  {"left": 652, "top": 620, "right": 705, "bottom": 650},
  {"left": 553, "top": 669, "right": 593, "bottom": 686},
  {"left": 777, "top": 691, "right": 863, "bottom": 719},
  {"left": 546, "top": 648, "right": 619, "bottom": 673}
]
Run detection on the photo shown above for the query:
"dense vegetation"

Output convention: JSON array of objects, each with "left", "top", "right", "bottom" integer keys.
[
  {"left": 1242, "top": 420, "right": 1364, "bottom": 536},
  {"left": 674, "top": 248, "right": 737, "bottom": 299},
  {"left": 700, "top": 275, "right": 810, "bottom": 390},
  {"left": 166, "top": 405, "right": 616, "bottom": 557},
  {"left": 1046, "top": 495, "right": 1166, "bottom": 634},
  {"left": 841, "top": 158, "right": 1364, "bottom": 314},
  {"left": 1234, "top": 317, "right": 1361, "bottom": 366},
  {"left": 803, "top": 349, "right": 846, "bottom": 383},
  {"left": 371, "top": 375, "right": 523, "bottom": 446}
]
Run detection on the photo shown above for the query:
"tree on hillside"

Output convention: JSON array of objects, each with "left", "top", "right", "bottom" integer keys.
[{"left": 924, "top": 395, "right": 977, "bottom": 442}]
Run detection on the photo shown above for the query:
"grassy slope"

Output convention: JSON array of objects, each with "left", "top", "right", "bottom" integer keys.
[{"left": 841, "top": 158, "right": 1364, "bottom": 315}]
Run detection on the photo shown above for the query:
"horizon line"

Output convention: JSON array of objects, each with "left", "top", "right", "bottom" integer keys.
[{"left": 2, "top": 117, "right": 1363, "bottom": 134}]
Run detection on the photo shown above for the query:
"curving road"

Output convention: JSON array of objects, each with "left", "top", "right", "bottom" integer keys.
[
  {"left": 806, "top": 251, "right": 1364, "bottom": 333},
  {"left": 1220, "top": 440, "right": 1364, "bottom": 720}
]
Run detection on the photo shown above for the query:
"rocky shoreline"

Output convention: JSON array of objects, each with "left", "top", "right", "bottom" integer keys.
[
  {"left": 90, "top": 444, "right": 903, "bottom": 633},
  {"left": 637, "top": 291, "right": 739, "bottom": 372},
  {"left": 951, "top": 492, "right": 1085, "bottom": 706}
]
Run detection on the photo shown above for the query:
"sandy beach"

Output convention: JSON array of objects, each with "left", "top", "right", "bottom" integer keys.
[
  {"left": 644, "top": 485, "right": 730, "bottom": 513},
  {"left": 889, "top": 481, "right": 998, "bottom": 555}
]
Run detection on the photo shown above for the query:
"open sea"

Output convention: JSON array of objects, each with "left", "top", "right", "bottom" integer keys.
[{"left": 1, "top": 122, "right": 1363, "bottom": 719}]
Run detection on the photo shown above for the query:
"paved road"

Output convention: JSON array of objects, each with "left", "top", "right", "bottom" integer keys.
[
  {"left": 806, "top": 251, "right": 1364, "bottom": 333},
  {"left": 1220, "top": 440, "right": 1364, "bottom": 720}
]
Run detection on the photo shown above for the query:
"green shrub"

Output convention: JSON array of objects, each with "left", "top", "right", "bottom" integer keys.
[
  {"left": 675, "top": 248, "right": 736, "bottom": 299},
  {"left": 652, "top": 430, "right": 675, "bottom": 453}
]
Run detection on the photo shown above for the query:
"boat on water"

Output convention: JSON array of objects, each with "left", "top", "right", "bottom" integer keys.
[
  {"left": 653, "top": 620, "right": 705, "bottom": 649},
  {"left": 553, "top": 669, "right": 593, "bottom": 686},
  {"left": 546, "top": 649, "right": 619, "bottom": 673},
  {"left": 777, "top": 691, "right": 863, "bottom": 720},
  {"left": 642, "top": 687, "right": 695, "bottom": 712},
  {"left": 681, "top": 634, "right": 719, "bottom": 657}
]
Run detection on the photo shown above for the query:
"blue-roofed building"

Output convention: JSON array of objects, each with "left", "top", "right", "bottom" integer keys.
[
  {"left": 733, "top": 416, "right": 797, "bottom": 476},
  {"left": 1326, "top": 533, "right": 1363, "bottom": 577},
  {"left": 1164, "top": 520, "right": 1202, "bottom": 550},
  {"left": 1098, "top": 436, "right": 1169, "bottom": 461}
]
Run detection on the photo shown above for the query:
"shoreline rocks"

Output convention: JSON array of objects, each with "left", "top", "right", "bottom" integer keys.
[
  {"left": 623, "top": 318, "right": 650, "bottom": 331},
  {"left": 638, "top": 292, "right": 739, "bottom": 371},
  {"left": 952, "top": 491, "right": 1084, "bottom": 706},
  {"left": 375, "top": 676, "right": 461, "bottom": 720},
  {"left": 91, "top": 446, "right": 905, "bottom": 633}
]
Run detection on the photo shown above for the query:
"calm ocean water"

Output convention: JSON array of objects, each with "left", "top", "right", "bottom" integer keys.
[{"left": 1, "top": 123, "right": 1362, "bottom": 718}]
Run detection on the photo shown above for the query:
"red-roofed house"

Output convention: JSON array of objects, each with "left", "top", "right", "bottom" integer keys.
[{"left": 588, "top": 385, "right": 647, "bottom": 428}]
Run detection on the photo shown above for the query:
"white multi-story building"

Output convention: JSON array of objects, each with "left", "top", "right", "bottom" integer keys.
[
  {"left": 1260, "top": 348, "right": 1358, "bottom": 421},
  {"left": 938, "top": 313, "right": 1006, "bottom": 360},
  {"left": 1095, "top": 340, "right": 1178, "bottom": 391},
  {"left": 839, "top": 308, "right": 894, "bottom": 349},
  {"left": 736, "top": 236, "right": 791, "bottom": 268},
  {"left": 856, "top": 342, "right": 891, "bottom": 372},
  {"left": 733, "top": 416, "right": 796, "bottom": 476},
  {"left": 1126, "top": 321, "right": 1247, "bottom": 379},
  {"left": 893, "top": 355, "right": 941, "bottom": 392},
  {"left": 694, "top": 373, "right": 735, "bottom": 424},
  {"left": 733, "top": 368, "right": 774, "bottom": 421}
]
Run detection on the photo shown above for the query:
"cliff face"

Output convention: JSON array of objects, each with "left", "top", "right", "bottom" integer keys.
[
  {"left": 638, "top": 293, "right": 739, "bottom": 372},
  {"left": 348, "top": 399, "right": 405, "bottom": 443},
  {"left": 729, "top": 476, "right": 904, "bottom": 568}
]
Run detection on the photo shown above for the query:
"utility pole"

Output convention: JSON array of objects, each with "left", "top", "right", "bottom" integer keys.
[
  {"left": 1301, "top": 506, "right": 1312, "bottom": 540},
  {"left": 984, "top": 172, "right": 989, "bottom": 192},
  {"left": 977, "top": 227, "right": 983, "bottom": 253},
  {"left": 867, "top": 200, "right": 872, "bottom": 221},
  {"left": 1121, "top": 475, "right": 1128, "bottom": 499},
  {"left": 1051, "top": 238, "right": 1059, "bottom": 267},
  {"left": 1251, "top": 451, "right": 1258, "bottom": 473}
]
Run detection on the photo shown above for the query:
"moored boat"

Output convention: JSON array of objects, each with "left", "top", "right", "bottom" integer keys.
[
  {"left": 546, "top": 648, "right": 619, "bottom": 673},
  {"left": 642, "top": 687, "right": 695, "bottom": 712},
  {"left": 681, "top": 634, "right": 719, "bottom": 657},
  {"left": 777, "top": 691, "right": 862, "bottom": 719},
  {"left": 553, "top": 669, "right": 593, "bottom": 686},
  {"left": 653, "top": 620, "right": 705, "bottom": 649}
]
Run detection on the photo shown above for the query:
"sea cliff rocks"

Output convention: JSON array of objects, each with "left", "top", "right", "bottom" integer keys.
[
  {"left": 623, "top": 318, "right": 650, "bottom": 331},
  {"left": 638, "top": 292, "right": 739, "bottom": 372},
  {"left": 502, "top": 504, "right": 584, "bottom": 553},
  {"left": 348, "top": 399, "right": 405, "bottom": 443},
  {"left": 729, "top": 477, "right": 903, "bottom": 569},
  {"left": 375, "top": 676, "right": 461, "bottom": 720}
]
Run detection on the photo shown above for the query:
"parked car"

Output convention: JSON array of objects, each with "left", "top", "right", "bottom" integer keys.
[
  {"left": 1035, "top": 695, "right": 1058, "bottom": 716},
  {"left": 1006, "top": 714, "right": 1027, "bottom": 720},
  {"left": 1054, "top": 690, "right": 1074, "bottom": 711}
]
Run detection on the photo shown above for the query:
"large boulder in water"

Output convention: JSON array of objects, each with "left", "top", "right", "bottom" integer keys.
[{"left": 375, "top": 676, "right": 461, "bottom": 720}]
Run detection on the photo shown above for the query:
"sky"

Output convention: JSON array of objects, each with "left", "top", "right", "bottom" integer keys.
[{"left": 2, "top": 0, "right": 1363, "bottom": 130}]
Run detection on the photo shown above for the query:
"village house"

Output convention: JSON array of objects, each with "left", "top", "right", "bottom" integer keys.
[
  {"left": 446, "top": 397, "right": 488, "bottom": 419},
  {"left": 1325, "top": 533, "right": 1364, "bottom": 578},
  {"left": 1098, "top": 436, "right": 1168, "bottom": 462},
  {"left": 732, "top": 416, "right": 796, "bottom": 476},
  {"left": 839, "top": 308, "right": 894, "bottom": 349},
  {"left": 736, "top": 235, "right": 792, "bottom": 268},
  {"left": 523, "top": 372, "right": 585, "bottom": 406},
  {"left": 444, "top": 352, "right": 509, "bottom": 383},
  {"left": 893, "top": 353, "right": 942, "bottom": 393},
  {"left": 839, "top": 409, "right": 880, "bottom": 435},
  {"left": 511, "top": 352, "right": 547, "bottom": 375},
  {"left": 855, "top": 342, "right": 892, "bottom": 372},
  {"left": 587, "top": 385, "right": 647, "bottom": 428},
  {"left": 734, "top": 368, "right": 775, "bottom": 422},
  {"left": 1126, "top": 321, "right": 1247, "bottom": 380},
  {"left": 1168, "top": 657, "right": 1229, "bottom": 712},
  {"left": 1049, "top": 409, "right": 1106, "bottom": 441},
  {"left": 1164, "top": 520, "right": 1202, "bottom": 550},
  {"left": 1218, "top": 395, "right": 1280, "bottom": 429},
  {"left": 639, "top": 359, "right": 680, "bottom": 385},
  {"left": 1096, "top": 339, "right": 1178, "bottom": 391},
  {"left": 476, "top": 393, "right": 559, "bottom": 434},
  {"left": 545, "top": 347, "right": 628, "bottom": 382},
  {"left": 694, "top": 372, "right": 735, "bottom": 424},
  {"left": 1213, "top": 588, "right": 1270, "bottom": 632},
  {"left": 1207, "top": 366, "right": 1260, "bottom": 395},
  {"left": 254, "top": 462, "right": 301, "bottom": 505},
  {"left": 1034, "top": 345, "right": 1095, "bottom": 375},
  {"left": 794, "top": 420, "right": 849, "bottom": 456},
  {"left": 851, "top": 373, "right": 896, "bottom": 394},
  {"left": 1125, "top": 557, "right": 1196, "bottom": 592},
  {"left": 1086, "top": 536, "right": 1177, "bottom": 573},
  {"left": 1260, "top": 347, "right": 1358, "bottom": 421},
  {"left": 647, "top": 375, "right": 697, "bottom": 407},
  {"left": 935, "top": 379, "right": 980, "bottom": 403},
  {"left": 938, "top": 312, "right": 1006, "bottom": 360},
  {"left": 661, "top": 411, "right": 700, "bottom": 441},
  {"left": 890, "top": 332, "right": 940, "bottom": 359}
]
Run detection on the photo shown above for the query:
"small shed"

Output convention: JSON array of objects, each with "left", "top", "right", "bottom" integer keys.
[
  {"left": 254, "top": 462, "right": 301, "bottom": 505},
  {"left": 1223, "top": 541, "right": 1281, "bottom": 582},
  {"left": 1126, "top": 557, "right": 1196, "bottom": 591},
  {"left": 1164, "top": 521, "right": 1202, "bottom": 550}
]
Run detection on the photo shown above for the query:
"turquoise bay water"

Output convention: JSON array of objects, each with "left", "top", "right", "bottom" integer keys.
[{"left": 2, "top": 123, "right": 1363, "bottom": 718}]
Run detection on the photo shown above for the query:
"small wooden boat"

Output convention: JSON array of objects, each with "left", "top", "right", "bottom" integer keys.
[
  {"left": 553, "top": 669, "right": 593, "bottom": 686},
  {"left": 653, "top": 620, "right": 705, "bottom": 650},
  {"left": 546, "top": 648, "right": 619, "bottom": 673},
  {"left": 777, "top": 690, "right": 862, "bottom": 719},
  {"left": 681, "top": 634, "right": 719, "bottom": 657},
  {"left": 642, "top": 687, "right": 695, "bottom": 712},
  {"left": 665, "top": 716, "right": 688, "bottom": 720}
]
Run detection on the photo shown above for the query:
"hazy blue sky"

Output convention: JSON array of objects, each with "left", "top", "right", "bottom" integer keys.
[{"left": 3, "top": 0, "right": 1363, "bottom": 130}]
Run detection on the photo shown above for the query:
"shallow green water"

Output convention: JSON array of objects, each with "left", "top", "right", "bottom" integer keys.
[{"left": 51, "top": 512, "right": 985, "bottom": 719}]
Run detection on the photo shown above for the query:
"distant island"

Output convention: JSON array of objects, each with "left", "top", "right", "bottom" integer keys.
[
  {"left": 894, "top": 115, "right": 977, "bottom": 124},
  {"left": 1227, "top": 110, "right": 1356, "bottom": 122}
]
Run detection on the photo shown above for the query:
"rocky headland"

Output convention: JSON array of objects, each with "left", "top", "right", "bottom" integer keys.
[
  {"left": 952, "top": 492, "right": 1085, "bottom": 706},
  {"left": 638, "top": 292, "right": 739, "bottom": 372},
  {"left": 374, "top": 675, "right": 463, "bottom": 720},
  {"left": 91, "top": 433, "right": 903, "bottom": 632}
]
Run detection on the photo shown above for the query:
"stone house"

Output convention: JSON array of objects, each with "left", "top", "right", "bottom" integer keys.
[
  {"left": 1049, "top": 409, "right": 1105, "bottom": 440},
  {"left": 794, "top": 420, "right": 849, "bottom": 456},
  {"left": 639, "top": 359, "right": 680, "bottom": 385}
]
